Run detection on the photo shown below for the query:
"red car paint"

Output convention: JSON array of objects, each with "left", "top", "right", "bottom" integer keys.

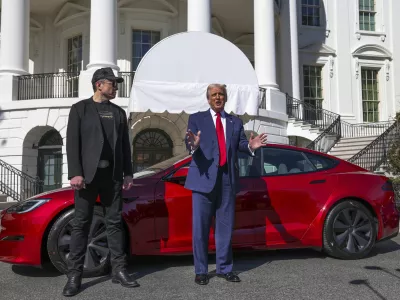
[{"left": 0, "top": 144, "right": 398, "bottom": 267}]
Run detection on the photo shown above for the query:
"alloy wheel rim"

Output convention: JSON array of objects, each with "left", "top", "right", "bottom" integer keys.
[
  {"left": 332, "top": 208, "right": 373, "bottom": 254},
  {"left": 57, "top": 215, "right": 109, "bottom": 270}
]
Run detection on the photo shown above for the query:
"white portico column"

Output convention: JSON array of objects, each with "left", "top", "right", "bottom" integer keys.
[
  {"left": 187, "top": 0, "right": 211, "bottom": 32},
  {"left": 254, "top": 0, "right": 278, "bottom": 89},
  {"left": 86, "top": 0, "right": 118, "bottom": 70},
  {"left": 0, "top": 0, "right": 30, "bottom": 75},
  {"left": 289, "top": 0, "right": 300, "bottom": 99}
]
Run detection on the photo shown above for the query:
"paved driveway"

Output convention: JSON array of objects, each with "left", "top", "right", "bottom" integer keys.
[{"left": 2, "top": 237, "right": 400, "bottom": 300}]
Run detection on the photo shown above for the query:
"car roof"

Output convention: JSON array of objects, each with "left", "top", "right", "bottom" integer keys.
[{"left": 262, "top": 143, "right": 339, "bottom": 160}]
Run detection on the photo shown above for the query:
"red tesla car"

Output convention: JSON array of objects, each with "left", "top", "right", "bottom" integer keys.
[{"left": 0, "top": 144, "right": 398, "bottom": 277}]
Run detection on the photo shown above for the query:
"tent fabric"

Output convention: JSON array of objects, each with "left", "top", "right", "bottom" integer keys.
[{"left": 129, "top": 80, "right": 260, "bottom": 116}]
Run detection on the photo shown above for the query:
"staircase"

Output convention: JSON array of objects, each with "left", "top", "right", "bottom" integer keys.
[
  {"left": 0, "top": 158, "right": 43, "bottom": 202},
  {"left": 328, "top": 136, "right": 379, "bottom": 161},
  {"left": 286, "top": 94, "right": 395, "bottom": 173}
]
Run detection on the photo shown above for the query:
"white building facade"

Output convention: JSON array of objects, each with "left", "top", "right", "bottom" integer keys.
[{"left": 0, "top": 0, "right": 399, "bottom": 195}]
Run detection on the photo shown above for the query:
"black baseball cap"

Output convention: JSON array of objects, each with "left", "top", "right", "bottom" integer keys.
[{"left": 91, "top": 67, "right": 124, "bottom": 84}]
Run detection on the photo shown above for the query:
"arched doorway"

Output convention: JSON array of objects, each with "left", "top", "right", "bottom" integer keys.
[
  {"left": 37, "top": 129, "right": 63, "bottom": 192},
  {"left": 133, "top": 129, "right": 173, "bottom": 172}
]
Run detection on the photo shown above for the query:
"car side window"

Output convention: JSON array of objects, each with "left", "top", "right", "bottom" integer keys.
[
  {"left": 261, "top": 148, "right": 316, "bottom": 176},
  {"left": 238, "top": 149, "right": 262, "bottom": 177},
  {"left": 304, "top": 152, "right": 337, "bottom": 170}
]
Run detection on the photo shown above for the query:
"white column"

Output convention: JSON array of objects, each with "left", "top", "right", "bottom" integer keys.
[
  {"left": 289, "top": 0, "right": 300, "bottom": 99},
  {"left": 254, "top": 0, "right": 278, "bottom": 89},
  {"left": 86, "top": 0, "right": 118, "bottom": 70},
  {"left": 187, "top": 0, "right": 211, "bottom": 32},
  {"left": 0, "top": 0, "right": 30, "bottom": 75}
]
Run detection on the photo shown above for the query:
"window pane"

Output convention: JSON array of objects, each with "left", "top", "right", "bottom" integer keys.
[
  {"left": 131, "top": 30, "right": 161, "bottom": 71},
  {"left": 301, "top": 0, "right": 320, "bottom": 26},
  {"left": 261, "top": 148, "right": 316, "bottom": 176},
  {"left": 361, "top": 68, "right": 379, "bottom": 122}
]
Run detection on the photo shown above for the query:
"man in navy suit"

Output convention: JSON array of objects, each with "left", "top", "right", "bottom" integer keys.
[{"left": 185, "top": 83, "right": 267, "bottom": 285}]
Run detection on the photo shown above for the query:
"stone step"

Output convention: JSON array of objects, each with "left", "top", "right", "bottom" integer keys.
[
  {"left": 337, "top": 136, "right": 379, "bottom": 144},
  {"left": 0, "top": 194, "right": 7, "bottom": 203},
  {"left": 330, "top": 145, "right": 370, "bottom": 155},
  {"left": 331, "top": 141, "right": 374, "bottom": 150}
]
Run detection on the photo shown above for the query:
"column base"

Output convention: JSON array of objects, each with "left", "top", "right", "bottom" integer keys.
[
  {"left": 0, "top": 68, "right": 29, "bottom": 76},
  {"left": 79, "top": 70, "right": 96, "bottom": 99},
  {"left": 0, "top": 74, "right": 19, "bottom": 102},
  {"left": 86, "top": 62, "right": 120, "bottom": 71}
]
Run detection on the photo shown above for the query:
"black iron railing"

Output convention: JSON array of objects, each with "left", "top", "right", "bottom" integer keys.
[
  {"left": 0, "top": 158, "right": 43, "bottom": 201},
  {"left": 286, "top": 95, "right": 342, "bottom": 153},
  {"left": 287, "top": 94, "right": 395, "bottom": 154},
  {"left": 118, "top": 72, "right": 135, "bottom": 98},
  {"left": 340, "top": 121, "right": 393, "bottom": 138},
  {"left": 348, "top": 121, "right": 399, "bottom": 171},
  {"left": 17, "top": 72, "right": 80, "bottom": 100}
]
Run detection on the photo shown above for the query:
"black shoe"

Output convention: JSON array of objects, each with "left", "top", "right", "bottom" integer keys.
[
  {"left": 217, "top": 272, "right": 241, "bottom": 282},
  {"left": 195, "top": 274, "right": 209, "bottom": 285},
  {"left": 62, "top": 274, "right": 82, "bottom": 297},
  {"left": 112, "top": 269, "right": 140, "bottom": 288}
]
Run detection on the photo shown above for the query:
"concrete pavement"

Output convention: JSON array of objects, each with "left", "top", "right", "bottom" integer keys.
[{"left": 2, "top": 236, "right": 400, "bottom": 299}]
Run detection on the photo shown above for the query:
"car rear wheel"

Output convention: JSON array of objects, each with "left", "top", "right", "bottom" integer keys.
[
  {"left": 323, "top": 200, "right": 377, "bottom": 260},
  {"left": 46, "top": 206, "right": 110, "bottom": 277}
]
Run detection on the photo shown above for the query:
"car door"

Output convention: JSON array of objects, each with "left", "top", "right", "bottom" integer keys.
[
  {"left": 154, "top": 164, "right": 198, "bottom": 253},
  {"left": 260, "top": 147, "right": 337, "bottom": 246},
  {"left": 234, "top": 150, "right": 269, "bottom": 247}
]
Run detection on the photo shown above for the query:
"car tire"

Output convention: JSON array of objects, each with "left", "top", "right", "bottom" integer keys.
[
  {"left": 46, "top": 206, "right": 111, "bottom": 277},
  {"left": 323, "top": 200, "right": 377, "bottom": 260}
]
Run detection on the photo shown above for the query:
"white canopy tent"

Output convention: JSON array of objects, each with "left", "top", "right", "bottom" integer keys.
[{"left": 127, "top": 31, "right": 261, "bottom": 117}]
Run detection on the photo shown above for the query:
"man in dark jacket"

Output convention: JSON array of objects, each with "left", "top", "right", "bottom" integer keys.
[{"left": 63, "top": 67, "right": 138, "bottom": 297}]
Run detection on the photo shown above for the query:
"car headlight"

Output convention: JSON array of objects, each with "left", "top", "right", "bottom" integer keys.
[{"left": 6, "top": 199, "right": 50, "bottom": 214}]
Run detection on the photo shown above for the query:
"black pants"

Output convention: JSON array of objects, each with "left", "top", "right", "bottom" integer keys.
[{"left": 67, "top": 167, "right": 127, "bottom": 275}]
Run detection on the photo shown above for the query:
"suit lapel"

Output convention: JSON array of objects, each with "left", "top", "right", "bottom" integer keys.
[
  {"left": 88, "top": 99, "right": 102, "bottom": 134},
  {"left": 111, "top": 104, "right": 119, "bottom": 149},
  {"left": 225, "top": 113, "right": 233, "bottom": 151},
  {"left": 203, "top": 109, "right": 217, "bottom": 143}
]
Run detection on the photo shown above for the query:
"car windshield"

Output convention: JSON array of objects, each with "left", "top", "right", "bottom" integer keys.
[{"left": 133, "top": 152, "right": 190, "bottom": 178}]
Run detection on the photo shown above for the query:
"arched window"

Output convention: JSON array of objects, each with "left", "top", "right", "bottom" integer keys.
[
  {"left": 37, "top": 129, "right": 63, "bottom": 192},
  {"left": 133, "top": 129, "right": 173, "bottom": 172}
]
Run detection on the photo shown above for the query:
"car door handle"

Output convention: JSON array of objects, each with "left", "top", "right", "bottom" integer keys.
[
  {"left": 309, "top": 179, "right": 326, "bottom": 184},
  {"left": 123, "top": 196, "right": 139, "bottom": 203}
]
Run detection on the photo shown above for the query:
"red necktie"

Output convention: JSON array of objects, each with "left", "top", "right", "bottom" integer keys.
[{"left": 216, "top": 112, "right": 227, "bottom": 166}]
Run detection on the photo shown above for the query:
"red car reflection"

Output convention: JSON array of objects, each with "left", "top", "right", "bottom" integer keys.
[{"left": 0, "top": 144, "right": 398, "bottom": 277}]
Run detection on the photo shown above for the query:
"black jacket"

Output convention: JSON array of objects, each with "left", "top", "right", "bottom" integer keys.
[{"left": 66, "top": 98, "right": 133, "bottom": 184}]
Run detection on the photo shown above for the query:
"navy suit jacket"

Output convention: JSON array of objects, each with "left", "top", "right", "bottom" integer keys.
[{"left": 184, "top": 109, "right": 251, "bottom": 194}]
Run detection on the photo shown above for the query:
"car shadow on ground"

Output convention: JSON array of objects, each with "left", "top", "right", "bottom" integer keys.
[
  {"left": 126, "top": 247, "right": 328, "bottom": 280},
  {"left": 365, "top": 239, "right": 400, "bottom": 258}
]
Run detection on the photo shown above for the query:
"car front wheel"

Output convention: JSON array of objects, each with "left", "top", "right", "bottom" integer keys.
[
  {"left": 46, "top": 206, "right": 110, "bottom": 277},
  {"left": 323, "top": 200, "right": 377, "bottom": 259}
]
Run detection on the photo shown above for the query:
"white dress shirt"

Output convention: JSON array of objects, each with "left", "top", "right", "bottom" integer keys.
[
  {"left": 190, "top": 108, "right": 254, "bottom": 156},
  {"left": 210, "top": 108, "right": 226, "bottom": 141}
]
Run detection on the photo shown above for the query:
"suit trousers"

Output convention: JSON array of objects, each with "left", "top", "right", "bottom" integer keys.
[
  {"left": 192, "top": 165, "right": 235, "bottom": 275},
  {"left": 67, "top": 166, "right": 127, "bottom": 275}
]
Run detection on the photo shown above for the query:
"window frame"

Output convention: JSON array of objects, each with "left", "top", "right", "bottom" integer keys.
[
  {"left": 360, "top": 67, "right": 380, "bottom": 123},
  {"left": 258, "top": 147, "right": 338, "bottom": 178},
  {"left": 131, "top": 29, "right": 161, "bottom": 72},
  {"left": 300, "top": 0, "right": 322, "bottom": 27}
]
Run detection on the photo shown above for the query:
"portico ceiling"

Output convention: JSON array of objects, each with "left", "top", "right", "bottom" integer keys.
[
  {"left": 212, "top": 0, "right": 254, "bottom": 33},
  {"left": 30, "top": 0, "right": 70, "bottom": 14},
  {"left": 26, "top": 0, "right": 268, "bottom": 34}
]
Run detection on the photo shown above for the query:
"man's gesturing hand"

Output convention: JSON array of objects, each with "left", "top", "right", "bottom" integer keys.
[
  {"left": 186, "top": 129, "right": 201, "bottom": 151},
  {"left": 123, "top": 175, "right": 134, "bottom": 190},
  {"left": 70, "top": 176, "right": 85, "bottom": 190}
]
